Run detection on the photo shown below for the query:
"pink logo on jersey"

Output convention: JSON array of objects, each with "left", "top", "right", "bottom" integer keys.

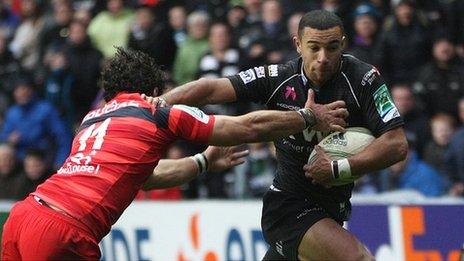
[{"left": 285, "top": 86, "right": 296, "bottom": 100}]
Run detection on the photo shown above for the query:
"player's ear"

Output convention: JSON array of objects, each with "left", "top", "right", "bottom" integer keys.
[
  {"left": 294, "top": 36, "right": 301, "bottom": 54},
  {"left": 152, "top": 88, "right": 158, "bottom": 97},
  {"left": 341, "top": 36, "right": 347, "bottom": 50}
]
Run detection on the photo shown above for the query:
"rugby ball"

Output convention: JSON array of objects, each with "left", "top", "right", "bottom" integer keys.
[{"left": 308, "top": 127, "right": 375, "bottom": 186}]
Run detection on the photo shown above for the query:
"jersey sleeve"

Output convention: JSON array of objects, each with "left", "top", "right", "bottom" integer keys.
[
  {"left": 358, "top": 67, "right": 404, "bottom": 137},
  {"left": 227, "top": 64, "right": 288, "bottom": 104},
  {"left": 153, "top": 105, "right": 215, "bottom": 143}
]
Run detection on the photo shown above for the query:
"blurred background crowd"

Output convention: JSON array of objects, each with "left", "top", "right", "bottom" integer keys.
[{"left": 0, "top": 0, "right": 463, "bottom": 201}]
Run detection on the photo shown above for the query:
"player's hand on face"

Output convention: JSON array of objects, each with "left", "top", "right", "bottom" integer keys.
[
  {"left": 303, "top": 146, "right": 333, "bottom": 188},
  {"left": 141, "top": 94, "right": 168, "bottom": 107},
  {"left": 304, "top": 89, "right": 348, "bottom": 133},
  {"left": 204, "top": 146, "right": 249, "bottom": 173}
]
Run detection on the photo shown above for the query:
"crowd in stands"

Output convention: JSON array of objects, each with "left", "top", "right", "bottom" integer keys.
[{"left": 0, "top": 0, "right": 463, "bottom": 201}]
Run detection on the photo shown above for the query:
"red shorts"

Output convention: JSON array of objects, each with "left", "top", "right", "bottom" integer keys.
[{"left": 1, "top": 196, "right": 100, "bottom": 260}]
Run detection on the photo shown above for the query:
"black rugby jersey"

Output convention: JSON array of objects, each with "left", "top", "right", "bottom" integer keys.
[{"left": 228, "top": 54, "right": 403, "bottom": 218}]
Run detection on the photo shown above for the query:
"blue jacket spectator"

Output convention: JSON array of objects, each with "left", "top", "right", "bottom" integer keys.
[
  {"left": 444, "top": 127, "right": 464, "bottom": 185},
  {"left": 0, "top": 78, "right": 72, "bottom": 168},
  {"left": 379, "top": 150, "right": 447, "bottom": 197},
  {"left": 0, "top": 3, "right": 20, "bottom": 39}
]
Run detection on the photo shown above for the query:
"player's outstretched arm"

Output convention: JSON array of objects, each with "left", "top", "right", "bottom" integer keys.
[
  {"left": 142, "top": 146, "right": 249, "bottom": 190},
  {"left": 210, "top": 108, "right": 314, "bottom": 146},
  {"left": 161, "top": 78, "right": 236, "bottom": 106}
]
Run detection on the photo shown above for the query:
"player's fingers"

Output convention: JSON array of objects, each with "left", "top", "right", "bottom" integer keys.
[
  {"left": 329, "top": 124, "right": 346, "bottom": 133},
  {"left": 303, "top": 164, "right": 311, "bottom": 171},
  {"left": 332, "top": 117, "right": 347, "bottom": 127},
  {"left": 331, "top": 108, "right": 349, "bottom": 118},
  {"left": 231, "top": 150, "right": 249, "bottom": 160},
  {"left": 314, "top": 145, "right": 324, "bottom": 154},
  {"left": 155, "top": 97, "right": 167, "bottom": 107},
  {"left": 326, "top": 100, "right": 346, "bottom": 110},
  {"left": 230, "top": 159, "right": 246, "bottom": 166}
]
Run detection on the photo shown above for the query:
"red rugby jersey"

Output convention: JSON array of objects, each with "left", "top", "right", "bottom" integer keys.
[{"left": 33, "top": 93, "right": 215, "bottom": 240}]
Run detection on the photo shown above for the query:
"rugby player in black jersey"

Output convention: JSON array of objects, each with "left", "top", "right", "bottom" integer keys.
[{"left": 153, "top": 9, "right": 407, "bottom": 261}]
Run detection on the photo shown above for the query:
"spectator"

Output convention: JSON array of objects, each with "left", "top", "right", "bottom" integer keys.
[
  {"left": 245, "top": 143, "right": 276, "bottom": 198},
  {"left": 0, "top": 1, "right": 20, "bottom": 39},
  {"left": 198, "top": 22, "right": 243, "bottom": 116},
  {"left": 239, "top": 0, "right": 288, "bottom": 65},
  {"left": 391, "top": 84, "right": 430, "bottom": 157},
  {"left": 379, "top": 148, "right": 446, "bottom": 197},
  {"left": 172, "top": 11, "right": 210, "bottom": 85},
  {"left": 73, "top": 7, "right": 92, "bottom": 26},
  {"left": 444, "top": 101, "right": 464, "bottom": 196},
  {"left": 375, "top": 0, "right": 431, "bottom": 84},
  {"left": 242, "top": 0, "right": 261, "bottom": 26},
  {"left": 0, "top": 77, "right": 72, "bottom": 168},
  {"left": 347, "top": 3, "right": 381, "bottom": 66},
  {"left": 197, "top": 22, "right": 240, "bottom": 81},
  {"left": 38, "top": 0, "right": 73, "bottom": 62},
  {"left": 15, "top": 149, "right": 52, "bottom": 200},
  {"left": 281, "top": 12, "right": 302, "bottom": 63},
  {"left": 458, "top": 97, "right": 464, "bottom": 125},
  {"left": 446, "top": 0, "right": 464, "bottom": 58},
  {"left": 226, "top": 4, "right": 246, "bottom": 47},
  {"left": 43, "top": 46, "right": 75, "bottom": 129},
  {"left": 63, "top": 20, "right": 103, "bottom": 124},
  {"left": 423, "top": 113, "right": 456, "bottom": 177},
  {"left": 9, "top": 0, "right": 46, "bottom": 72},
  {"left": 128, "top": 7, "right": 176, "bottom": 71},
  {"left": 87, "top": 0, "right": 134, "bottom": 57},
  {"left": 414, "top": 36, "right": 464, "bottom": 118},
  {"left": 0, "top": 31, "right": 21, "bottom": 109},
  {"left": 168, "top": 5, "right": 187, "bottom": 47},
  {"left": 0, "top": 143, "right": 22, "bottom": 200}
]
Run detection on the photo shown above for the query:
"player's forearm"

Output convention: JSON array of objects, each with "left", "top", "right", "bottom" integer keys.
[
  {"left": 241, "top": 110, "right": 307, "bottom": 143},
  {"left": 161, "top": 78, "right": 235, "bottom": 106},
  {"left": 142, "top": 158, "right": 199, "bottom": 190},
  {"left": 348, "top": 128, "right": 408, "bottom": 175},
  {"left": 209, "top": 110, "right": 307, "bottom": 146}
]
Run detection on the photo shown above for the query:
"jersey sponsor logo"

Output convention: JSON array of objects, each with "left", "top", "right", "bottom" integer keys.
[
  {"left": 268, "top": 64, "right": 279, "bottom": 77},
  {"left": 361, "top": 67, "right": 380, "bottom": 86},
  {"left": 238, "top": 69, "right": 257, "bottom": 84},
  {"left": 173, "top": 105, "right": 210, "bottom": 124},
  {"left": 284, "top": 86, "right": 297, "bottom": 100},
  {"left": 254, "top": 66, "right": 266, "bottom": 78},
  {"left": 373, "top": 84, "right": 400, "bottom": 123},
  {"left": 83, "top": 100, "right": 140, "bottom": 122},
  {"left": 58, "top": 153, "right": 101, "bottom": 175}
]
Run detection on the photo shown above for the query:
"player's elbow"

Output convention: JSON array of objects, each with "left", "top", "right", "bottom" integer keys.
[{"left": 393, "top": 136, "right": 408, "bottom": 163}]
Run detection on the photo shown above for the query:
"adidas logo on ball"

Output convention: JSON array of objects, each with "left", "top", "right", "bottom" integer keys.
[{"left": 322, "top": 133, "right": 348, "bottom": 146}]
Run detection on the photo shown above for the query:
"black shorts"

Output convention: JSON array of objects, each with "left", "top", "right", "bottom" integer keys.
[{"left": 261, "top": 186, "right": 344, "bottom": 260}]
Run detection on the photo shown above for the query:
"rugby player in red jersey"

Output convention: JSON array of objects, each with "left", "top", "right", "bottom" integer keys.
[{"left": 1, "top": 47, "right": 348, "bottom": 260}]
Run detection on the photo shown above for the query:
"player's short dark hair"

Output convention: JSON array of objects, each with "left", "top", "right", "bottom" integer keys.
[
  {"left": 298, "top": 10, "right": 344, "bottom": 37},
  {"left": 101, "top": 47, "right": 165, "bottom": 101}
]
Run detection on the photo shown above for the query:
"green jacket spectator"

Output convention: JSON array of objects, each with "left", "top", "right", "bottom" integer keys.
[
  {"left": 173, "top": 37, "right": 209, "bottom": 84},
  {"left": 88, "top": 2, "right": 134, "bottom": 58},
  {"left": 173, "top": 11, "right": 210, "bottom": 84}
]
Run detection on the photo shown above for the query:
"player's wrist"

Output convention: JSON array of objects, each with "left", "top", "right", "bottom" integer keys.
[
  {"left": 190, "top": 153, "right": 209, "bottom": 175},
  {"left": 298, "top": 108, "right": 317, "bottom": 129},
  {"left": 330, "top": 158, "right": 351, "bottom": 180}
]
